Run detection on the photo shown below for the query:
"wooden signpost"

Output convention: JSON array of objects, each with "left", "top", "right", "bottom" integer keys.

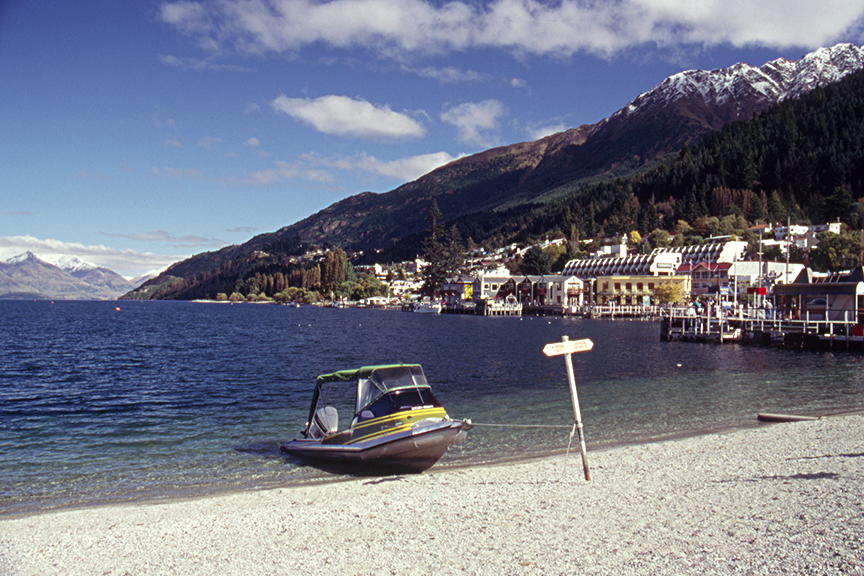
[{"left": 543, "top": 335, "right": 594, "bottom": 481}]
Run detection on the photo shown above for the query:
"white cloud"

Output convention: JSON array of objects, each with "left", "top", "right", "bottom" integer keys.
[
  {"left": 0, "top": 235, "right": 190, "bottom": 279},
  {"left": 307, "top": 151, "right": 460, "bottom": 181},
  {"left": 224, "top": 160, "right": 337, "bottom": 186},
  {"left": 160, "top": 1, "right": 213, "bottom": 35},
  {"left": 441, "top": 100, "right": 506, "bottom": 147},
  {"left": 244, "top": 137, "right": 261, "bottom": 147},
  {"left": 404, "top": 65, "right": 487, "bottom": 84},
  {"left": 222, "top": 150, "right": 458, "bottom": 187},
  {"left": 272, "top": 94, "right": 426, "bottom": 140},
  {"left": 98, "top": 230, "right": 223, "bottom": 248},
  {"left": 160, "top": 0, "right": 864, "bottom": 58},
  {"left": 528, "top": 122, "right": 568, "bottom": 140},
  {"left": 159, "top": 53, "right": 253, "bottom": 72}
]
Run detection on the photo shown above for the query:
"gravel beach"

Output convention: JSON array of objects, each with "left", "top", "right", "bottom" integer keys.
[{"left": 2, "top": 414, "right": 863, "bottom": 575}]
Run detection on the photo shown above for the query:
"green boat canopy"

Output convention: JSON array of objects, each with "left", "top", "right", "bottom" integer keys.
[{"left": 306, "top": 364, "right": 431, "bottom": 434}]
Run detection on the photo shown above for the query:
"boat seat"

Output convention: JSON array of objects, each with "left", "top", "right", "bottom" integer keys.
[{"left": 309, "top": 406, "right": 338, "bottom": 438}]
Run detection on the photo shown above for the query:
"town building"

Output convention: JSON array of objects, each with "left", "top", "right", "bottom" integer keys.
[
  {"left": 676, "top": 261, "right": 806, "bottom": 302},
  {"left": 774, "top": 267, "right": 864, "bottom": 323},
  {"left": 471, "top": 268, "right": 514, "bottom": 301},
  {"left": 440, "top": 275, "right": 475, "bottom": 305},
  {"left": 594, "top": 275, "right": 691, "bottom": 306},
  {"left": 562, "top": 251, "right": 682, "bottom": 278},
  {"left": 540, "top": 275, "right": 584, "bottom": 307}
]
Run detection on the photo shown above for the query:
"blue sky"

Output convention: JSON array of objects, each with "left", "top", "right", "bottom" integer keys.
[{"left": 2, "top": 0, "right": 863, "bottom": 278}]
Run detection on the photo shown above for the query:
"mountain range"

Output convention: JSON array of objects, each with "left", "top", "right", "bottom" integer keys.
[
  {"left": 277, "top": 43, "right": 864, "bottom": 250},
  {"left": 0, "top": 252, "right": 136, "bottom": 300},
  {"left": 126, "top": 42, "right": 864, "bottom": 299}
]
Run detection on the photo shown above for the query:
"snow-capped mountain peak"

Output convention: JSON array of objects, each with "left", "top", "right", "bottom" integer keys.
[
  {"left": 0, "top": 252, "right": 134, "bottom": 300},
  {"left": 44, "top": 254, "right": 98, "bottom": 273},
  {"left": 616, "top": 42, "right": 864, "bottom": 122},
  {"left": 5, "top": 251, "right": 47, "bottom": 265}
]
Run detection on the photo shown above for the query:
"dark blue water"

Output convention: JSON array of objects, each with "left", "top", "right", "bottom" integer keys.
[{"left": 2, "top": 300, "right": 863, "bottom": 515}]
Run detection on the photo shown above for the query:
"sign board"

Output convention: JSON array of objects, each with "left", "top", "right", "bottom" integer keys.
[{"left": 543, "top": 338, "right": 594, "bottom": 356}]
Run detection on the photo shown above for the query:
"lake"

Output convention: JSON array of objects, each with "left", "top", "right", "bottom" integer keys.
[{"left": 2, "top": 299, "right": 862, "bottom": 516}]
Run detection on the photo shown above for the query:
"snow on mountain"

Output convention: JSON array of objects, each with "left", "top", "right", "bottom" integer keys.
[
  {"left": 44, "top": 254, "right": 98, "bottom": 273},
  {"left": 5, "top": 251, "right": 47, "bottom": 266},
  {"left": 0, "top": 252, "right": 134, "bottom": 299},
  {"left": 618, "top": 43, "right": 864, "bottom": 121}
]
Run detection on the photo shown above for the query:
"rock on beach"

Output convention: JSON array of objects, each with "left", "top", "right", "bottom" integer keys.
[{"left": 2, "top": 414, "right": 863, "bottom": 575}]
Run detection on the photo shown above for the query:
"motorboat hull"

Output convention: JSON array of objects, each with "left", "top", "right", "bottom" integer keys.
[{"left": 280, "top": 419, "right": 470, "bottom": 473}]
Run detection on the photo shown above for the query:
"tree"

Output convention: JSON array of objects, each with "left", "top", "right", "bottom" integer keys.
[
  {"left": 809, "top": 230, "right": 862, "bottom": 272},
  {"left": 421, "top": 200, "right": 447, "bottom": 296},
  {"left": 444, "top": 224, "right": 465, "bottom": 275},
  {"left": 321, "top": 249, "right": 347, "bottom": 297},
  {"left": 521, "top": 246, "right": 553, "bottom": 275},
  {"left": 647, "top": 229, "right": 671, "bottom": 249},
  {"left": 654, "top": 282, "right": 684, "bottom": 304},
  {"left": 823, "top": 186, "right": 855, "bottom": 224}
]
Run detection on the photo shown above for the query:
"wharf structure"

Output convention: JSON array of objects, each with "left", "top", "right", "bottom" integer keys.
[{"left": 661, "top": 267, "right": 864, "bottom": 351}]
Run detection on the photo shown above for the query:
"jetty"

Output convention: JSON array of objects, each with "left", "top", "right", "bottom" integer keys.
[{"left": 660, "top": 308, "right": 864, "bottom": 352}]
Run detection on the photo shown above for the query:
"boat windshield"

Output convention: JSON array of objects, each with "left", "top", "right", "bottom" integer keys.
[{"left": 356, "top": 365, "right": 429, "bottom": 413}]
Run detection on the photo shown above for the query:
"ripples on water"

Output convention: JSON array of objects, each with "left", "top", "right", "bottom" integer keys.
[{"left": 1, "top": 300, "right": 862, "bottom": 515}]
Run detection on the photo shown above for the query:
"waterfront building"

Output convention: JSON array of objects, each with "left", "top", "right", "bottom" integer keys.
[
  {"left": 517, "top": 275, "right": 545, "bottom": 305},
  {"left": 676, "top": 260, "right": 805, "bottom": 303},
  {"left": 472, "top": 269, "right": 514, "bottom": 301},
  {"left": 440, "top": 275, "right": 475, "bottom": 305},
  {"left": 539, "top": 275, "right": 584, "bottom": 307},
  {"left": 677, "top": 262, "right": 732, "bottom": 297},
  {"left": 727, "top": 261, "right": 805, "bottom": 290},
  {"left": 594, "top": 275, "right": 691, "bottom": 306},
  {"left": 653, "top": 240, "right": 747, "bottom": 266},
  {"left": 774, "top": 267, "right": 864, "bottom": 323},
  {"left": 562, "top": 251, "right": 682, "bottom": 278}
]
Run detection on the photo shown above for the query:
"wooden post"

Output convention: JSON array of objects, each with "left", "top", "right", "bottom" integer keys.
[{"left": 543, "top": 335, "right": 593, "bottom": 481}]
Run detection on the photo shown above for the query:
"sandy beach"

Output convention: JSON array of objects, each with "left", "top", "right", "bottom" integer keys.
[{"left": 2, "top": 414, "right": 863, "bottom": 575}]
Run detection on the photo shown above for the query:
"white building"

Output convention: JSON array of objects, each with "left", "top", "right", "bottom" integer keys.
[
  {"left": 540, "top": 275, "right": 584, "bottom": 307},
  {"left": 774, "top": 222, "right": 842, "bottom": 240},
  {"left": 562, "top": 251, "right": 682, "bottom": 278}
]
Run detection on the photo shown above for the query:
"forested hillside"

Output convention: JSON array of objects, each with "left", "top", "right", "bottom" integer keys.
[
  {"left": 127, "top": 67, "right": 864, "bottom": 301},
  {"left": 422, "top": 66, "right": 864, "bottom": 254}
]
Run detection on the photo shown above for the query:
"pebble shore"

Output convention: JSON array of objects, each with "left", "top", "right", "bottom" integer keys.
[{"left": 2, "top": 414, "right": 863, "bottom": 575}]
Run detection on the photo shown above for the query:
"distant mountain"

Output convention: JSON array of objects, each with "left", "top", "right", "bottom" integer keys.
[
  {"left": 128, "top": 42, "right": 864, "bottom": 299},
  {"left": 0, "top": 252, "right": 134, "bottom": 300}
]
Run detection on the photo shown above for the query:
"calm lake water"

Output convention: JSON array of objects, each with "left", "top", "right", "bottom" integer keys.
[{"left": 2, "top": 299, "right": 863, "bottom": 516}]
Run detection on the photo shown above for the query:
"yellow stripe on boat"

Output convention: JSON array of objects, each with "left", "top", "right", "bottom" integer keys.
[{"left": 347, "top": 407, "right": 448, "bottom": 444}]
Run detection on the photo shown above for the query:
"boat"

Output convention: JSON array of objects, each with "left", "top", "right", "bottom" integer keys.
[
  {"left": 412, "top": 298, "right": 442, "bottom": 314},
  {"left": 280, "top": 364, "right": 471, "bottom": 473}
]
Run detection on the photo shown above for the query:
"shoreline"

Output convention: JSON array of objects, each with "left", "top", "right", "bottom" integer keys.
[
  {"left": 2, "top": 406, "right": 858, "bottom": 521},
  {"left": 3, "top": 413, "right": 863, "bottom": 574}
]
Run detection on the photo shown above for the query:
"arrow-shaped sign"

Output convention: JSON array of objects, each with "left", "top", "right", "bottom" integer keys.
[
  {"left": 543, "top": 338, "right": 594, "bottom": 356},
  {"left": 544, "top": 335, "right": 594, "bottom": 481}
]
